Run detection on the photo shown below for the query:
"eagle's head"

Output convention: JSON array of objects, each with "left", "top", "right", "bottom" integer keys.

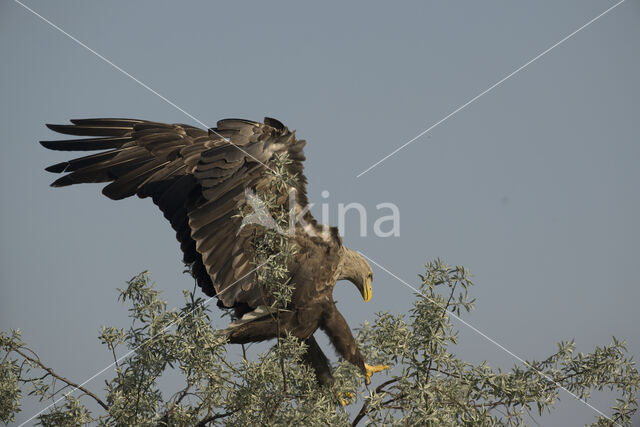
[{"left": 338, "top": 248, "right": 373, "bottom": 302}]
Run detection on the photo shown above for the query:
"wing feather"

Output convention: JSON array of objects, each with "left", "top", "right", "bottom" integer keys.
[{"left": 42, "top": 117, "right": 309, "bottom": 307}]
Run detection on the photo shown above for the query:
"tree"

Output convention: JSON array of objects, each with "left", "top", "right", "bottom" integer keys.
[
  {"left": 1, "top": 261, "right": 638, "bottom": 426},
  {"left": 2, "top": 154, "right": 638, "bottom": 425}
]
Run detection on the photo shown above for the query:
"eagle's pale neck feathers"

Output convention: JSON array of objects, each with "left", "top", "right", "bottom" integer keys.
[{"left": 337, "top": 248, "right": 373, "bottom": 302}]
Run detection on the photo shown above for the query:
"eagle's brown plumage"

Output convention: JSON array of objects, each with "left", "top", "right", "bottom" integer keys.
[{"left": 41, "top": 117, "right": 387, "bottom": 386}]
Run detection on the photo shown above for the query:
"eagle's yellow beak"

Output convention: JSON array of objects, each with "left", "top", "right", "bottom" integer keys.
[{"left": 362, "top": 276, "right": 372, "bottom": 302}]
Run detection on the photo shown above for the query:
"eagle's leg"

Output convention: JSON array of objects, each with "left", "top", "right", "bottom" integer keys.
[
  {"left": 320, "top": 304, "right": 389, "bottom": 384},
  {"left": 302, "top": 335, "right": 334, "bottom": 386},
  {"left": 225, "top": 316, "right": 279, "bottom": 343},
  {"left": 225, "top": 310, "right": 305, "bottom": 343},
  {"left": 303, "top": 335, "right": 353, "bottom": 406}
]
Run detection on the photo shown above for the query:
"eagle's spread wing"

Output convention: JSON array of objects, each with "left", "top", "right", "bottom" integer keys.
[{"left": 41, "top": 117, "right": 308, "bottom": 307}]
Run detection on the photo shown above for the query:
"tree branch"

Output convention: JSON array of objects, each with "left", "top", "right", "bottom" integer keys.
[
  {"left": 196, "top": 410, "right": 236, "bottom": 426},
  {"left": 9, "top": 345, "right": 109, "bottom": 412},
  {"left": 352, "top": 378, "right": 398, "bottom": 426}
]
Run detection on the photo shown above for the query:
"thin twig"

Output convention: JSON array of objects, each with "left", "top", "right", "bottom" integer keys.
[
  {"left": 424, "top": 277, "right": 458, "bottom": 384},
  {"left": 352, "top": 378, "right": 398, "bottom": 426},
  {"left": 196, "top": 410, "right": 237, "bottom": 426},
  {"left": 9, "top": 345, "right": 109, "bottom": 412},
  {"left": 161, "top": 383, "right": 192, "bottom": 425}
]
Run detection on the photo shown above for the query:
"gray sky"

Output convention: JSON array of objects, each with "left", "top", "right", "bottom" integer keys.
[{"left": 1, "top": 1, "right": 639, "bottom": 425}]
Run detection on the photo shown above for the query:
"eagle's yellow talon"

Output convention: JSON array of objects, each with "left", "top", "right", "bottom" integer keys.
[
  {"left": 364, "top": 363, "right": 390, "bottom": 385},
  {"left": 337, "top": 391, "right": 354, "bottom": 406}
]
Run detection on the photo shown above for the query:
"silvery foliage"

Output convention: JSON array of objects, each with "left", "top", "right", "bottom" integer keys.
[{"left": 1, "top": 154, "right": 638, "bottom": 425}]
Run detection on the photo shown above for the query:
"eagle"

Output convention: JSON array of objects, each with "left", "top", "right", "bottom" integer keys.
[{"left": 41, "top": 117, "right": 388, "bottom": 388}]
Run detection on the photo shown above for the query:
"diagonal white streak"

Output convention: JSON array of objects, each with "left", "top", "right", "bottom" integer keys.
[
  {"left": 356, "top": 0, "right": 626, "bottom": 178},
  {"left": 358, "top": 251, "right": 616, "bottom": 424},
  {"left": 17, "top": 260, "right": 270, "bottom": 426},
  {"left": 12, "top": 0, "right": 276, "bottom": 174}
]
